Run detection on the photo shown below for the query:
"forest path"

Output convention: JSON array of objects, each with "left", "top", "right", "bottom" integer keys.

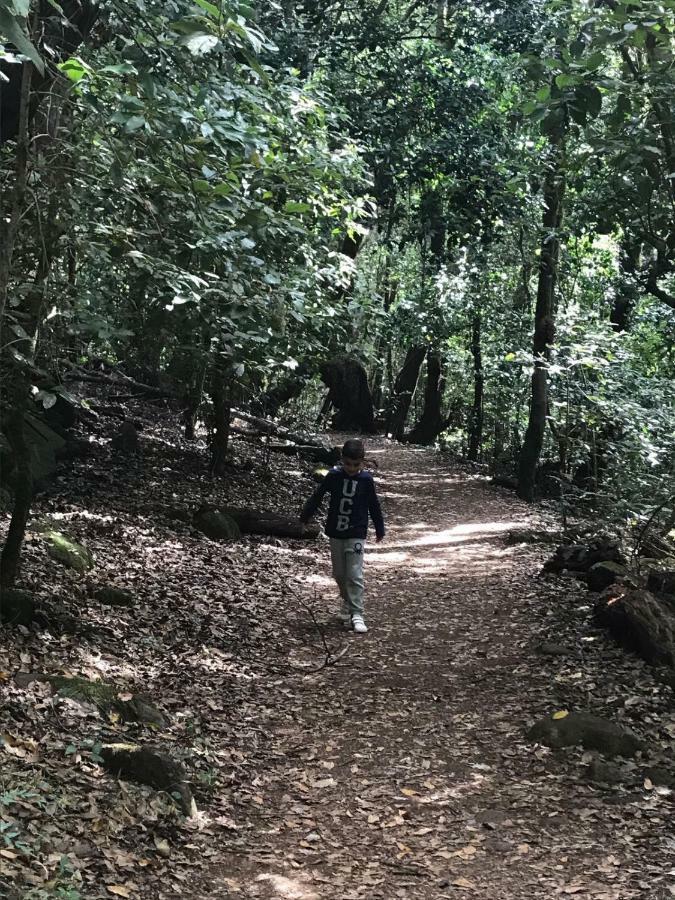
[{"left": 197, "top": 440, "right": 665, "bottom": 900}]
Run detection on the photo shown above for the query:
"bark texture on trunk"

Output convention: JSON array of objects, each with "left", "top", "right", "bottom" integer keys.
[
  {"left": 386, "top": 345, "right": 426, "bottom": 440},
  {"left": 319, "top": 357, "right": 375, "bottom": 433},
  {"left": 517, "top": 126, "right": 565, "bottom": 502},
  {"left": 0, "top": 399, "right": 34, "bottom": 588},
  {"left": 467, "top": 313, "right": 484, "bottom": 462},
  {"left": 405, "top": 352, "right": 446, "bottom": 445},
  {"left": 209, "top": 366, "right": 231, "bottom": 475}
]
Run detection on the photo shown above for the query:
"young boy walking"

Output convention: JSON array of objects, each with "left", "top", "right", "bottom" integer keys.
[{"left": 300, "top": 439, "right": 385, "bottom": 633}]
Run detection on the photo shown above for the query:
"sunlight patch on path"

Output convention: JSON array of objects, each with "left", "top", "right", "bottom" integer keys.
[{"left": 256, "top": 873, "right": 319, "bottom": 900}]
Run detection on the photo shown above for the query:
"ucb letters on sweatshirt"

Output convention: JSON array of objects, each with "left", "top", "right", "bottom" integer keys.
[{"left": 301, "top": 466, "right": 385, "bottom": 540}]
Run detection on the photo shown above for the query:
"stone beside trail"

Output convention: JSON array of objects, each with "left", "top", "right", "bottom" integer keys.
[{"left": 192, "top": 441, "right": 673, "bottom": 900}]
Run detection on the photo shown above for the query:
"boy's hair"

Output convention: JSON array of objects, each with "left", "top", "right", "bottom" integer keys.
[{"left": 342, "top": 439, "right": 365, "bottom": 460}]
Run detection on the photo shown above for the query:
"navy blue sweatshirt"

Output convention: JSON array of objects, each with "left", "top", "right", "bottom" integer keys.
[{"left": 301, "top": 466, "right": 385, "bottom": 540}]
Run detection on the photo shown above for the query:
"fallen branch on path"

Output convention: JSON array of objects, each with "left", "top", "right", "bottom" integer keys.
[
  {"left": 381, "top": 861, "right": 429, "bottom": 878},
  {"left": 288, "top": 593, "right": 350, "bottom": 674},
  {"left": 64, "top": 366, "right": 176, "bottom": 399},
  {"left": 232, "top": 409, "right": 329, "bottom": 451}
]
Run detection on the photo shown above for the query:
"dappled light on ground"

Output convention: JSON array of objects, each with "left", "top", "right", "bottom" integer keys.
[
  {"left": 5, "top": 434, "right": 672, "bottom": 900},
  {"left": 189, "top": 441, "right": 673, "bottom": 899},
  {"left": 256, "top": 873, "right": 320, "bottom": 900}
]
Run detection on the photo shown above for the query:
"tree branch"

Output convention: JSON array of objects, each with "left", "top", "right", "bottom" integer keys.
[{"left": 646, "top": 273, "right": 675, "bottom": 310}]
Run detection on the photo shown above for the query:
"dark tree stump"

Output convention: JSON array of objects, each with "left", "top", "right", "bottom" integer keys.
[
  {"left": 319, "top": 357, "right": 375, "bottom": 433},
  {"left": 595, "top": 588, "right": 675, "bottom": 668}
]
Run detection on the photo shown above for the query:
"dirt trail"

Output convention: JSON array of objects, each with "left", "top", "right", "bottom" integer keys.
[{"left": 196, "top": 442, "right": 672, "bottom": 900}]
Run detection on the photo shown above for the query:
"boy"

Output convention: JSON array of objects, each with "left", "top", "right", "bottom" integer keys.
[{"left": 300, "top": 439, "right": 385, "bottom": 634}]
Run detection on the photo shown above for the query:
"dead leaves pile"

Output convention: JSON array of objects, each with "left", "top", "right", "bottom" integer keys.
[{"left": 1, "top": 404, "right": 674, "bottom": 899}]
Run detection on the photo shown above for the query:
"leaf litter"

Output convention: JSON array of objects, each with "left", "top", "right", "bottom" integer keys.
[{"left": 1, "top": 390, "right": 674, "bottom": 899}]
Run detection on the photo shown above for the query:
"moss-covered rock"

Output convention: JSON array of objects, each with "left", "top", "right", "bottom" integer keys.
[
  {"left": 528, "top": 711, "right": 642, "bottom": 757},
  {"left": 44, "top": 531, "right": 94, "bottom": 573},
  {"left": 544, "top": 540, "right": 625, "bottom": 575},
  {"left": 49, "top": 676, "right": 167, "bottom": 728},
  {"left": 100, "top": 744, "right": 195, "bottom": 816},
  {"left": 194, "top": 508, "right": 240, "bottom": 541},
  {"left": 51, "top": 675, "right": 117, "bottom": 704},
  {"left": 312, "top": 467, "right": 330, "bottom": 484},
  {"left": 0, "top": 589, "right": 37, "bottom": 625}
]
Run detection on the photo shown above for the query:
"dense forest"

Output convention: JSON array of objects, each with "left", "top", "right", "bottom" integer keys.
[{"left": 1, "top": 1, "right": 675, "bottom": 898}]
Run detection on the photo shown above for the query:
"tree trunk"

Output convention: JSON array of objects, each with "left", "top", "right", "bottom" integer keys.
[
  {"left": 371, "top": 274, "right": 397, "bottom": 411},
  {"left": 436, "top": 0, "right": 446, "bottom": 39},
  {"left": 209, "top": 365, "right": 231, "bottom": 475},
  {"left": 370, "top": 352, "right": 384, "bottom": 410},
  {"left": 467, "top": 312, "right": 484, "bottom": 462},
  {"left": 0, "top": 395, "right": 34, "bottom": 588},
  {"left": 319, "top": 356, "right": 375, "bottom": 432},
  {"left": 517, "top": 125, "right": 566, "bottom": 502},
  {"left": 386, "top": 346, "right": 426, "bottom": 440},
  {"left": 316, "top": 392, "right": 332, "bottom": 425},
  {"left": 610, "top": 238, "right": 640, "bottom": 331},
  {"left": 183, "top": 367, "right": 205, "bottom": 441},
  {"left": 405, "top": 352, "right": 446, "bottom": 445},
  {"left": 0, "top": 1, "right": 99, "bottom": 146},
  {"left": 0, "top": 61, "right": 32, "bottom": 341}
]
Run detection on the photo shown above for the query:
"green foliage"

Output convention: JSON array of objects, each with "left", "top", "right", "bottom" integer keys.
[
  {"left": 0, "top": 0, "right": 44, "bottom": 72},
  {"left": 0, "top": 0, "right": 673, "bottom": 535}
]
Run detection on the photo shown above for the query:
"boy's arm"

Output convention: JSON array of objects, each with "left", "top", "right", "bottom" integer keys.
[
  {"left": 368, "top": 479, "right": 385, "bottom": 540},
  {"left": 300, "top": 473, "right": 332, "bottom": 523}
]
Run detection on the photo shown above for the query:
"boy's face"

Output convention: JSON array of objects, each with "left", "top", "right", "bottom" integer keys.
[{"left": 342, "top": 456, "right": 363, "bottom": 476}]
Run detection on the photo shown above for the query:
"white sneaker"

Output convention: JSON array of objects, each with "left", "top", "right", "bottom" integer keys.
[{"left": 351, "top": 615, "right": 368, "bottom": 634}]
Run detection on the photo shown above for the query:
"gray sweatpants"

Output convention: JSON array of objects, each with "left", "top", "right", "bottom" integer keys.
[{"left": 330, "top": 537, "right": 365, "bottom": 616}]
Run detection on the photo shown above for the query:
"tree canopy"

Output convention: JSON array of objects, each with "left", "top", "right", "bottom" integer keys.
[{"left": 1, "top": 0, "right": 674, "bottom": 576}]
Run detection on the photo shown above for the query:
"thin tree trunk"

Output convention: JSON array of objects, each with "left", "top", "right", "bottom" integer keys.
[
  {"left": 517, "top": 126, "right": 566, "bottom": 502},
  {"left": 610, "top": 238, "right": 640, "bottom": 331},
  {"left": 0, "top": 61, "right": 33, "bottom": 343},
  {"left": 436, "top": 0, "right": 446, "bottom": 38},
  {"left": 386, "top": 345, "right": 427, "bottom": 440},
  {"left": 370, "top": 351, "right": 384, "bottom": 410},
  {"left": 316, "top": 392, "right": 332, "bottom": 425},
  {"left": 184, "top": 360, "right": 207, "bottom": 440},
  {"left": 209, "top": 365, "right": 231, "bottom": 475},
  {"left": 0, "top": 61, "right": 34, "bottom": 588},
  {"left": 0, "top": 395, "right": 34, "bottom": 588},
  {"left": 371, "top": 272, "right": 397, "bottom": 410},
  {"left": 467, "top": 313, "right": 484, "bottom": 462}
]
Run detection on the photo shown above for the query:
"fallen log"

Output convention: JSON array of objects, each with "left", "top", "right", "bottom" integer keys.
[
  {"left": 266, "top": 442, "right": 340, "bottom": 465},
  {"left": 64, "top": 367, "right": 175, "bottom": 399},
  {"left": 223, "top": 506, "right": 320, "bottom": 540},
  {"left": 101, "top": 744, "right": 195, "bottom": 816},
  {"left": 230, "top": 425, "right": 339, "bottom": 465},
  {"left": 594, "top": 588, "right": 675, "bottom": 668},
  {"left": 231, "top": 409, "right": 327, "bottom": 450},
  {"left": 162, "top": 504, "right": 320, "bottom": 540}
]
